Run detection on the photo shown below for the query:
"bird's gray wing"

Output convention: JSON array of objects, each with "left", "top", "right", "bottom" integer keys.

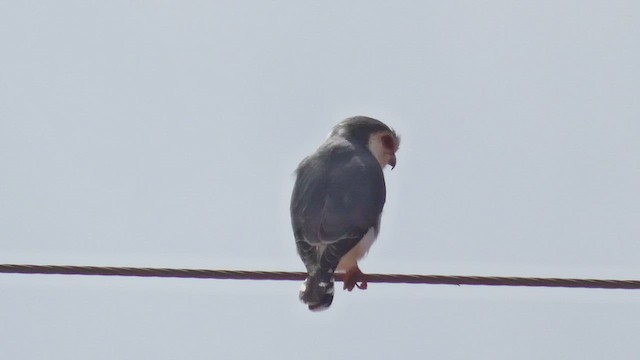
[{"left": 291, "top": 143, "right": 386, "bottom": 273}]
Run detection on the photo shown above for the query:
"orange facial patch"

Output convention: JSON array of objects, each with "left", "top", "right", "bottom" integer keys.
[{"left": 381, "top": 134, "right": 395, "bottom": 150}]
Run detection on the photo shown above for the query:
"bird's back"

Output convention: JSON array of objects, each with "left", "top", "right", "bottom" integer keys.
[{"left": 290, "top": 138, "right": 386, "bottom": 246}]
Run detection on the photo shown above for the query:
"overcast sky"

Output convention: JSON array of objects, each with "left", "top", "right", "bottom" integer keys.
[{"left": 1, "top": 1, "right": 640, "bottom": 359}]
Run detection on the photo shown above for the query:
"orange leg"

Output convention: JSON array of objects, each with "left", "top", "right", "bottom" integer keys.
[{"left": 343, "top": 266, "right": 368, "bottom": 291}]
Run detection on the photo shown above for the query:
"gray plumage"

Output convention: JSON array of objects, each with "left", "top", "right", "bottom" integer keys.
[{"left": 291, "top": 116, "right": 397, "bottom": 311}]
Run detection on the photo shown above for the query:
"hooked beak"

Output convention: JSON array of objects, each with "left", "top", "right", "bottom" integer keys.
[{"left": 388, "top": 153, "right": 397, "bottom": 170}]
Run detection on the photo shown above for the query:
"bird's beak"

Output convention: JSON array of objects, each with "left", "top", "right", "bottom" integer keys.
[{"left": 388, "top": 153, "right": 397, "bottom": 170}]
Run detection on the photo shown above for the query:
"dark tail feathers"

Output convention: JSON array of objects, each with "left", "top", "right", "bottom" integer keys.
[{"left": 299, "top": 273, "right": 335, "bottom": 311}]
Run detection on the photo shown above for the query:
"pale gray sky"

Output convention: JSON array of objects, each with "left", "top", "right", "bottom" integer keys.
[{"left": 1, "top": 1, "right": 640, "bottom": 359}]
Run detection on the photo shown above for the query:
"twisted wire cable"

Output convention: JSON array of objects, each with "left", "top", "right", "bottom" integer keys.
[{"left": 1, "top": 264, "right": 639, "bottom": 290}]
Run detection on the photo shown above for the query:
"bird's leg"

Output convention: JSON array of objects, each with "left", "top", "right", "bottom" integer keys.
[{"left": 343, "top": 265, "right": 368, "bottom": 291}]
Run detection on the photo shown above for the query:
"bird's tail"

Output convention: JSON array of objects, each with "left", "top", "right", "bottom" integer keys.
[{"left": 299, "top": 272, "right": 335, "bottom": 311}]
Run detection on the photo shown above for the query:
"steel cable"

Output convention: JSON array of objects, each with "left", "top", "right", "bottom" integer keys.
[{"left": 1, "top": 264, "right": 639, "bottom": 290}]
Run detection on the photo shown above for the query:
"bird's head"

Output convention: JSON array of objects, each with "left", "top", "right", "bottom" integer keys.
[{"left": 331, "top": 116, "right": 400, "bottom": 169}]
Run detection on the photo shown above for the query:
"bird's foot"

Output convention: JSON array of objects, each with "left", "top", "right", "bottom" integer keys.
[{"left": 343, "top": 266, "right": 368, "bottom": 292}]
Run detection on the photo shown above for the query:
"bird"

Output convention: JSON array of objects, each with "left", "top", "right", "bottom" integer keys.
[{"left": 290, "top": 116, "right": 400, "bottom": 311}]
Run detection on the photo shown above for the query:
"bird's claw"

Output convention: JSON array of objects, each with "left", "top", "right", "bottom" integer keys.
[{"left": 343, "top": 267, "right": 367, "bottom": 291}]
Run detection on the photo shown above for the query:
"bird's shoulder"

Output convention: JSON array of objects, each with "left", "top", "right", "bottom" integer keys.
[{"left": 296, "top": 137, "right": 378, "bottom": 176}]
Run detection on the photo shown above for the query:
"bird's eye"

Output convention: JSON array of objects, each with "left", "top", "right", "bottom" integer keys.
[{"left": 381, "top": 134, "right": 394, "bottom": 150}]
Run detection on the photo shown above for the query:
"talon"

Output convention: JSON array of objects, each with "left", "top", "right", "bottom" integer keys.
[
  {"left": 345, "top": 283, "right": 355, "bottom": 292},
  {"left": 343, "top": 266, "right": 367, "bottom": 291},
  {"left": 343, "top": 276, "right": 357, "bottom": 291}
]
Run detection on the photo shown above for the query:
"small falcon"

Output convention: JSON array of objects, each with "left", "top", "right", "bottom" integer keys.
[{"left": 291, "top": 116, "right": 400, "bottom": 311}]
